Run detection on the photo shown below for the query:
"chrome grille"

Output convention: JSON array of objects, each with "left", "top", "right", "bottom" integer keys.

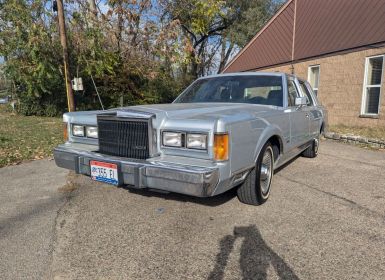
[{"left": 97, "top": 115, "right": 150, "bottom": 159}]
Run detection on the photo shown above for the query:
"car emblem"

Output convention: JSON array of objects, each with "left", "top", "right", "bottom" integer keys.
[{"left": 134, "top": 146, "right": 146, "bottom": 150}]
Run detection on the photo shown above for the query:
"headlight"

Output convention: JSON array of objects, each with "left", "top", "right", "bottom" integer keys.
[
  {"left": 186, "top": 133, "right": 207, "bottom": 150},
  {"left": 72, "top": 125, "right": 85, "bottom": 137},
  {"left": 86, "top": 126, "right": 98, "bottom": 138},
  {"left": 162, "top": 131, "right": 183, "bottom": 147}
]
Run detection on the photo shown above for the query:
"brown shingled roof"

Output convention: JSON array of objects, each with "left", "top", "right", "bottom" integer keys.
[{"left": 223, "top": 0, "right": 385, "bottom": 73}]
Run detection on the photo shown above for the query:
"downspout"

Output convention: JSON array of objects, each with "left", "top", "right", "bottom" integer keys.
[{"left": 291, "top": 0, "right": 297, "bottom": 74}]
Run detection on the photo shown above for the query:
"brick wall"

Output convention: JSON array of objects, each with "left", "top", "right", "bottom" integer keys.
[{"left": 262, "top": 47, "right": 385, "bottom": 127}]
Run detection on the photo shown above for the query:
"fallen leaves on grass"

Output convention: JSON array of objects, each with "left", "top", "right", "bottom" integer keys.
[{"left": 0, "top": 109, "right": 62, "bottom": 167}]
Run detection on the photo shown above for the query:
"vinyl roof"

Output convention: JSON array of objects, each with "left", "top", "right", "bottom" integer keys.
[
  {"left": 223, "top": 0, "right": 385, "bottom": 73},
  {"left": 200, "top": 72, "right": 285, "bottom": 80}
]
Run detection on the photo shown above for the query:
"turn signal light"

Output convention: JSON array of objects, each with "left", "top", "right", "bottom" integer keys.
[
  {"left": 63, "top": 123, "right": 68, "bottom": 141},
  {"left": 214, "top": 133, "right": 229, "bottom": 161}
]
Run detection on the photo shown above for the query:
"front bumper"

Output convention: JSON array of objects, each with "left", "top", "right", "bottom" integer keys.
[{"left": 54, "top": 144, "right": 220, "bottom": 197}]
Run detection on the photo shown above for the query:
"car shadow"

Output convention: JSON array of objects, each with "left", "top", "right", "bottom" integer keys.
[
  {"left": 122, "top": 186, "right": 237, "bottom": 207},
  {"left": 208, "top": 225, "right": 299, "bottom": 280},
  {"left": 119, "top": 155, "right": 302, "bottom": 207},
  {"left": 274, "top": 155, "right": 301, "bottom": 175}
]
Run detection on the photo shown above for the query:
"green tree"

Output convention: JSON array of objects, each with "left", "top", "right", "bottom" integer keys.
[
  {"left": 217, "top": 0, "right": 285, "bottom": 73},
  {"left": 163, "top": 0, "right": 284, "bottom": 77},
  {"left": 0, "top": 0, "right": 66, "bottom": 116},
  {"left": 0, "top": 0, "right": 286, "bottom": 116}
]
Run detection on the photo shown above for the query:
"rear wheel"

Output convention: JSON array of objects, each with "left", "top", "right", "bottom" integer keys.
[
  {"left": 237, "top": 143, "right": 274, "bottom": 205},
  {"left": 302, "top": 137, "right": 319, "bottom": 158}
]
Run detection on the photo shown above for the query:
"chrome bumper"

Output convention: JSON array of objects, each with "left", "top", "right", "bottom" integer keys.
[{"left": 53, "top": 144, "right": 219, "bottom": 197}]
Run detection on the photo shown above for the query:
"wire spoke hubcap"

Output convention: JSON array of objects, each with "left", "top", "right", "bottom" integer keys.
[
  {"left": 260, "top": 166, "right": 269, "bottom": 180},
  {"left": 260, "top": 147, "right": 273, "bottom": 195}
]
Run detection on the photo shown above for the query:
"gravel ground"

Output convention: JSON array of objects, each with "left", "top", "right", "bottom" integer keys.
[{"left": 50, "top": 140, "right": 385, "bottom": 280}]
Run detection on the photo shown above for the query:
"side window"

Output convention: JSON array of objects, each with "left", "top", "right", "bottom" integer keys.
[
  {"left": 299, "top": 82, "right": 314, "bottom": 106},
  {"left": 361, "top": 55, "right": 383, "bottom": 115},
  {"left": 287, "top": 80, "right": 299, "bottom": 107}
]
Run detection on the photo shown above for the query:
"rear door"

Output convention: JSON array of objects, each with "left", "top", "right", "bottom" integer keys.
[
  {"left": 286, "top": 77, "right": 310, "bottom": 150},
  {"left": 299, "top": 80, "right": 322, "bottom": 139}
]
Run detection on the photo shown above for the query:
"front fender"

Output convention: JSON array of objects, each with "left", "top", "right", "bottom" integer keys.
[
  {"left": 252, "top": 124, "right": 285, "bottom": 164},
  {"left": 229, "top": 119, "right": 286, "bottom": 175}
]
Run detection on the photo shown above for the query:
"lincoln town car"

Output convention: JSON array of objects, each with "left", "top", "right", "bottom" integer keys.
[{"left": 54, "top": 73, "right": 327, "bottom": 205}]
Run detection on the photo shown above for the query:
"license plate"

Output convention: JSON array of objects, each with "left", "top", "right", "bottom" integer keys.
[{"left": 90, "top": 160, "right": 119, "bottom": 185}]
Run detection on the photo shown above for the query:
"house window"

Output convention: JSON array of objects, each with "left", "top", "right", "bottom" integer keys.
[
  {"left": 362, "top": 55, "right": 384, "bottom": 115},
  {"left": 308, "top": 65, "right": 320, "bottom": 95}
]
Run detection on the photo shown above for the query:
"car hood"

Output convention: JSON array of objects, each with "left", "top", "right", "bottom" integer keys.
[
  {"left": 63, "top": 102, "right": 281, "bottom": 128},
  {"left": 131, "top": 103, "right": 278, "bottom": 122}
]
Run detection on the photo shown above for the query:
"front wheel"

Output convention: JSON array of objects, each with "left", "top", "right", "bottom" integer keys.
[{"left": 237, "top": 143, "right": 274, "bottom": 205}]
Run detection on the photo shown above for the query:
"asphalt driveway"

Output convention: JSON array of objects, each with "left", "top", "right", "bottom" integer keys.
[
  {"left": 1, "top": 140, "right": 385, "bottom": 279},
  {"left": 0, "top": 141, "right": 385, "bottom": 280},
  {"left": 0, "top": 159, "right": 68, "bottom": 279}
]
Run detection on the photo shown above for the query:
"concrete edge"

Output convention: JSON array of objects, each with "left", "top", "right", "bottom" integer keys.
[{"left": 324, "top": 132, "right": 385, "bottom": 149}]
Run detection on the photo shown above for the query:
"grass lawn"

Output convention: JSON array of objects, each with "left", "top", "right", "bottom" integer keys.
[
  {"left": 329, "top": 124, "right": 385, "bottom": 141},
  {"left": 0, "top": 105, "right": 63, "bottom": 167}
]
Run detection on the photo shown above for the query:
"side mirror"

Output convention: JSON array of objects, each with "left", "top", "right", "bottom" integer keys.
[{"left": 295, "top": 97, "right": 307, "bottom": 106}]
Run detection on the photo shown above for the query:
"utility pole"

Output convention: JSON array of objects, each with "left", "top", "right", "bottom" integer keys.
[
  {"left": 88, "top": 0, "right": 98, "bottom": 20},
  {"left": 56, "top": 0, "right": 75, "bottom": 112}
]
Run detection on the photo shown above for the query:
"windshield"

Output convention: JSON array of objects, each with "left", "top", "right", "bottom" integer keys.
[{"left": 174, "top": 75, "right": 283, "bottom": 106}]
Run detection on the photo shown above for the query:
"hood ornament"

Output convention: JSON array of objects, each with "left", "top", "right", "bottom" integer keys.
[{"left": 116, "top": 108, "right": 155, "bottom": 119}]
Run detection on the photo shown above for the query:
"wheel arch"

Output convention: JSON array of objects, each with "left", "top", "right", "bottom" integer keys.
[
  {"left": 266, "top": 135, "right": 283, "bottom": 162},
  {"left": 320, "top": 122, "right": 325, "bottom": 135}
]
